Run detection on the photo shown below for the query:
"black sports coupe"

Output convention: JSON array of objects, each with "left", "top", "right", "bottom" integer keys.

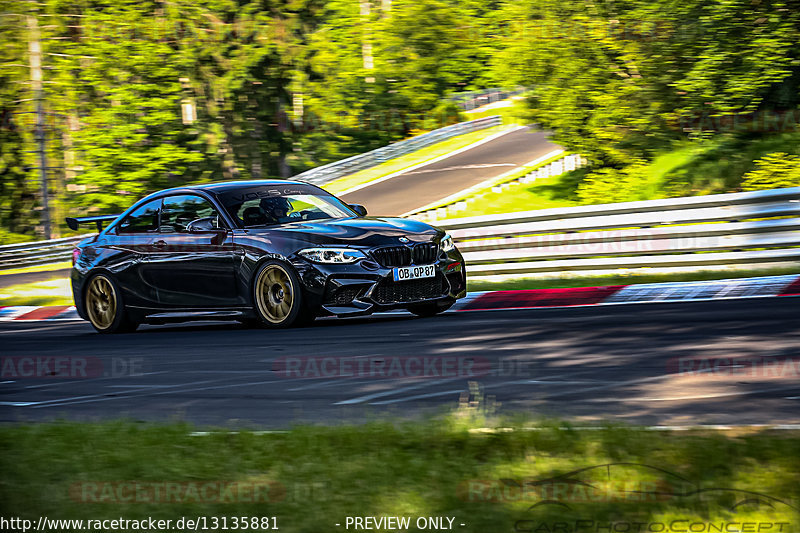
[{"left": 67, "top": 180, "right": 466, "bottom": 333}]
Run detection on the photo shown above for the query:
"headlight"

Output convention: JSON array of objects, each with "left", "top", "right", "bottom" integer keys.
[
  {"left": 298, "top": 247, "right": 367, "bottom": 264},
  {"left": 440, "top": 234, "right": 455, "bottom": 252}
]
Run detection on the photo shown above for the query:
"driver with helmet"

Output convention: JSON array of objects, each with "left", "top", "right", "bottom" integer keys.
[{"left": 259, "top": 196, "right": 296, "bottom": 224}]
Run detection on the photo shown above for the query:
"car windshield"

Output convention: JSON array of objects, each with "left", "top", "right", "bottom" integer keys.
[{"left": 217, "top": 184, "right": 357, "bottom": 228}]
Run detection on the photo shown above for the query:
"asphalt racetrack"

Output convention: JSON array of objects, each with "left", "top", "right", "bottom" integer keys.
[
  {"left": 1, "top": 297, "right": 798, "bottom": 427},
  {"left": 0, "top": 268, "right": 70, "bottom": 289},
  {"left": 340, "top": 127, "right": 558, "bottom": 215}
]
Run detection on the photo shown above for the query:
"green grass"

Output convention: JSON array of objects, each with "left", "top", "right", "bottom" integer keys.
[
  {"left": 435, "top": 170, "right": 582, "bottom": 218},
  {"left": 466, "top": 266, "right": 800, "bottom": 292},
  {"left": 433, "top": 130, "right": 800, "bottom": 221},
  {"left": 579, "top": 130, "right": 800, "bottom": 201},
  {"left": 0, "top": 417, "right": 797, "bottom": 532},
  {"left": 0, "top": 277, "right": 72, "bottom": 306},
  {"left": 323, "top": 124, "right": 512, "bottom": 195},
  {"left": 658, "top": 132, "right": 800, "bottom": 196},
  {"left": 609, "top": 136, "right": 787, "bottom": 201}
]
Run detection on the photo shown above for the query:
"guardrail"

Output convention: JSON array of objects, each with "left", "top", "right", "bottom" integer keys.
[
  {"left": 1, "top": 116, "right": 504, "bottom": 271},
  {"left": 293, "top": 115, "right": 502, "bottom": 186},
  {"left": 5, "top": 188, "right": 799, "bottom": 279},
  {"left": 447, "top": 88, "right": 524, "bottom": 111},
  {"left": 430, "top": 187, "right": 800, "bottom": 279},
  {"left": 0, "top": 235, "right": 90, "bottom": 270}
]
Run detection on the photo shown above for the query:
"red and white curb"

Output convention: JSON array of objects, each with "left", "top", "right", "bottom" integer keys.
[
  {"left": 450, "top": 274, "right": 800, "bottom": 312},
  {"left": 0, "top": 305, "right": 77, "bottom": 321},
  {"left": 1, "top": 274, "right": 798, "bottom": 322}
]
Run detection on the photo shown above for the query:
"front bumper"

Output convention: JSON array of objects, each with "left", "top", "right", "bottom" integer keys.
[{"left": 294, "top": 249, "right": 467, "bottom": 316}]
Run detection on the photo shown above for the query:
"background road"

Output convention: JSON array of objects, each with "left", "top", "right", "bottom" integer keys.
[
  {"left": 1, "top": 298, "right": 798, "bottom": 427},
  {"left": 0, "top": 268, "right": 70, "bottom": 289},
  {"left": 340, "top": 127, "right": 558, "bottom": 216}
]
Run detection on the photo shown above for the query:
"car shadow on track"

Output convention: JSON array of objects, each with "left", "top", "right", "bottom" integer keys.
[{"left": 130, "top": 312, "right": 428, "bottom": 335}]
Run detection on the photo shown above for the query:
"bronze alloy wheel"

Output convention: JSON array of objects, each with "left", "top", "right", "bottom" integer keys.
[
  {"left": 85, "top": 274, "right": 117, "bottom": 330},
  {"left": 255, "top": 263, "right": 295, "bottom": 324}
]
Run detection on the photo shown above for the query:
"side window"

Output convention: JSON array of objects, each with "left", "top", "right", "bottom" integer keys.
[
  {"left": 160, "top": 195, "right": 221, "bottom": 233},
  {"left": 117, "top": 199, "right": 161, "bottom": 234}
]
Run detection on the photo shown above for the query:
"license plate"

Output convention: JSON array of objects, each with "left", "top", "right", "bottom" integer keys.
[{"left": 393, "top": 264, "right": 436, "bottom": 282}]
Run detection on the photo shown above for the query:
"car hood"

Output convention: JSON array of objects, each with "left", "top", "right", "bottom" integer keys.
[{"left": 241, "top": 216, "right": 441, "bottom": 247}]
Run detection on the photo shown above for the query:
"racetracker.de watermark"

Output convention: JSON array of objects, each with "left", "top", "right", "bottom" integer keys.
[
  {"left": 272, "top": 355, "right": 493, "bottom": 379},
  {"left": 1, "top": 356, "right": 147, "bottom": 379},
  {"left": 69, "top": 481, "right": 285, "bottom": 504},
  {"left": 674, "top": 109, "right": 800, "bottom": 134},
  {"left": 668, "top": 356, "right": 800, "bottom": 379}
]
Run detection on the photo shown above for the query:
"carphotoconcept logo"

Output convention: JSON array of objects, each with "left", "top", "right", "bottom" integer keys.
[{"left": 457, "top": 463, "right": 797, "bottom": 533}]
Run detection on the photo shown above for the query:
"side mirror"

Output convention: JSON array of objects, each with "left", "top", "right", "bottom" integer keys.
[
  {"left": 188, "top": 226, "right": 227, "bottom": 245},
  {"left": 186, "top": 216, "right": 227, "bottom": 244},
  {"left": 186, "top": 216, "right": 222, "bottom": 232},
  {"left": 349, "top": 204, "right": 368, "bottom": 217},
  {"left": 188, "top": 226, "right": 226, "bottom": 234}
]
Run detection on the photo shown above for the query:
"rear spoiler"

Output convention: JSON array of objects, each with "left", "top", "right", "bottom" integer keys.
[{"left": 65, "top": 214, "right": 120, "bottom": 232}]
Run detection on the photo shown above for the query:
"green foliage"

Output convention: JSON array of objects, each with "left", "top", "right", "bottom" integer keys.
[
  {"left": 655, "top": 132, "right": 800, "bottom": 196},
  {"left": 492, "top": 0, "right": 800, "bottom": 166},
  {"left": 4, "top": 0, "right": 800, "bottom": 238},
  {"left": 421, "top": 101, "right": 464, "bottom": 131},
  {"left": 577, "top": 163, "right": 652, "bottom": 204},
  {"left": 53, "top": 2, "right": 203, "bottom": 212},
  {"left": 41, "top": 0, "right": 320, "bottom": 214},
  {"left": 0, "top": 0, "right": 500, "bottom": 235},
  {"left": 0, "top": 2, "right": 38, "bottom": 238},
  {"left": 295, "top": 0, "right": 485, "bottom": 167},
  {"left": 0, "top": 228, "right": 36, "bottom": 245},
  {"left": 741, "top": 152, "right": 800, "bottom": 191},
  {"left": 0, "top": 122, "right": 36, "bottom": 238}
]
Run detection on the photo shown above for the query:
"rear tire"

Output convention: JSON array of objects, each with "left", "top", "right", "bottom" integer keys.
[
  {"left": 84, "top": 273, "right": 138, "bottom": 334},
  {"left": 252, "top": 261, "right": 315, "bottom": 328},
  {"left": 407, "top": 300, "right": 455, "bottom": 318}
]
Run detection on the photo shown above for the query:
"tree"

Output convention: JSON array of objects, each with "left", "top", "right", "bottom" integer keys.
[
  {"left": 493, "top": 0, "right": 800, "bottom": 166},
  {"left": 0, "top": 0, "right": 502, "bottom": 235},
  {"left": 40, "top": 0, "right": 323, "bottom": 216},
  {"left": 0, "top": 2, "right": 39, "bottom": 239}
]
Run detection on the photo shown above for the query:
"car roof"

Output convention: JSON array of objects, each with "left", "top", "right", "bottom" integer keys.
[{"left": 190, "top": 180, "right": 311, "bottom": 194}]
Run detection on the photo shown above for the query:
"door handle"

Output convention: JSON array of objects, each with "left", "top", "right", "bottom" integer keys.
[{"left": 154, "top": 240, "right": 167, "bottom": 248}]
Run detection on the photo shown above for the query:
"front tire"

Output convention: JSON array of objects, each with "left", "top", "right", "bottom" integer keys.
[
  {"left": 252, "top": 261, "right": 315, "bottom": 328},
  {"left": 407, "top": 299, "right": 455, "bottom": 318},
  {"left": 84, "top": 273, "right": 138, "bottom": 334}
]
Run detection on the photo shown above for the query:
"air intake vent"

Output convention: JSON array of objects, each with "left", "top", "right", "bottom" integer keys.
[
  {"left": 371, "top": 246, "right": 413, "bottom": 267},
  {"left": 412, "top": 243, "right": 438, "bottom": 264},
  {"left": 372, "top": 243, "right": 438, "bottom": 267},
  {"left": 372, "top": 273, "right": 448, "bottom": 304}
]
